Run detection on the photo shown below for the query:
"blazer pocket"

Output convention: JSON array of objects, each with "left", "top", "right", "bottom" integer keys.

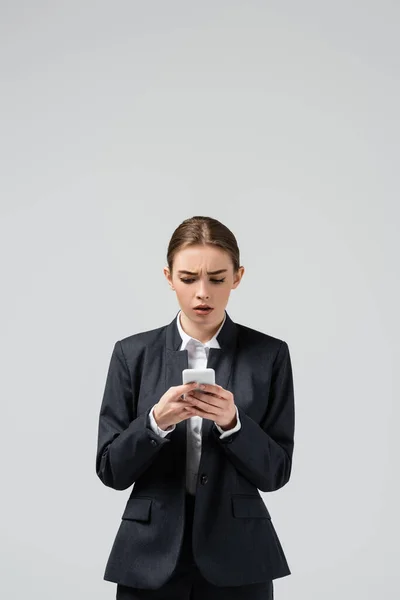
[
  {"left": 231, "top": 495, "right": 271, "bottom": 519},
  {"left": 122, "top": 497, "right": 152, "bottom": 522}
]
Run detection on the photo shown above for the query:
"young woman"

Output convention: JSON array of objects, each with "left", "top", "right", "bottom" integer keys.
[{"left": 96, "top": 216, "right": 295, "bottom": 599}]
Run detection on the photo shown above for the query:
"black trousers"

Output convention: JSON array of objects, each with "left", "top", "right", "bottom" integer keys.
[{"left": 116, "top": 492, "right": 274, "bottom": 600}]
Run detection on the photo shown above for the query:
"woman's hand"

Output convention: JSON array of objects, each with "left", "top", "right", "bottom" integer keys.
[
  {"left": 153, "top": 382, "right": 200, "bottom": 430},
  {"left": 183, "top": 383, "right": 237, "bottom": 430}
]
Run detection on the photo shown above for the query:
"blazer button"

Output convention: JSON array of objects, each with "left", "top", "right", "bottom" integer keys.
[
  {"left": 150, "top": 439, "right": 157, "bottom": 446},
  {"left": 200, "top": 474, "right": 208, "bottom": 485}
]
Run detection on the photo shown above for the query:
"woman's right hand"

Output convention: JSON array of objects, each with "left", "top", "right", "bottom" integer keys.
[{"left": 153, "top": 382, "right": 199, "bottom": 430}]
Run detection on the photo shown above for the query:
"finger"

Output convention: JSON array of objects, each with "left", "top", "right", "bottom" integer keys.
[
  {"left": 198, "top": 383, "right": 224, "bottom": 397},
  {"left": 179, "top": 381, "right": 199, "bottom": 399},
  {"left": 180, "top": 382, "right": 200, "bottom": 391},
  {"left": 186, "top": 399, "right": 222, "bottom": 415},
  {"left": 188, "top": 404, "right": 219, "bottom": 418},
  {"left": 187, "top": 391, "right": 223, "bottom": 408}
]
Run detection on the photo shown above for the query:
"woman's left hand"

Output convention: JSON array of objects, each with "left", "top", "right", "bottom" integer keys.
[{"left": 183, "top": 383, "right": 237, "bottom": 430}]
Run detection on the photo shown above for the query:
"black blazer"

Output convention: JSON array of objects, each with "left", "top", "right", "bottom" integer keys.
[{"left": 96, "top": 310, "right": 295, "bottom": 589}]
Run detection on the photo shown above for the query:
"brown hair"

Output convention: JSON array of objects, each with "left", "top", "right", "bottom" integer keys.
[{"left": 167, "top": 216, "right": 241, "bottom": 276}]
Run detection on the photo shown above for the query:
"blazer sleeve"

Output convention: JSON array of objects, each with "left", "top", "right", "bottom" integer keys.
[
  {"left": 210, "top": 340, "right": 295, "bottom": 492},
  {"left": 95, "top": 340, "right": 172, "bottom": 491}
]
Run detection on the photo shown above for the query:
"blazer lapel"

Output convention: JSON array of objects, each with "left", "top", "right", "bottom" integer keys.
[{"left": 165, "top": 310, "right": 239, "bottom": 455}]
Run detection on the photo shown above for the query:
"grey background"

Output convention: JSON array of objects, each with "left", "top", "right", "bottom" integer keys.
[{"left": 1, "top": 1, "right": 399, "bottom": 598}]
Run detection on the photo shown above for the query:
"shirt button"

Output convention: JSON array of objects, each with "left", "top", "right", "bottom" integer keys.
[
  {"left": 200, "top": 474, "right": 208, "bottom": 485},
  {"left": 150, "top": 439, "right": 157, "bottom": 446}
]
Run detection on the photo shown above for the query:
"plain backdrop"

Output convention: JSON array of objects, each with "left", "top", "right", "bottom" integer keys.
[{"left": 1, "top": 1, "right": 399, "bottom": 599}]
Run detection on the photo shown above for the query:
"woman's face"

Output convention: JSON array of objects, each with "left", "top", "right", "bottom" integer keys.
[{"left": 164, "top": 245, "right": 244, "bottom": 328}]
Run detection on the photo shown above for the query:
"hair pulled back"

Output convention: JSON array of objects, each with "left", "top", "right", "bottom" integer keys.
[{"left": 167, "top": 216, "right": 240, "bottom": 276}]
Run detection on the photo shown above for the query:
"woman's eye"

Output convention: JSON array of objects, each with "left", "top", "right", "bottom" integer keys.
[{"left": 180, "top": 278, "right": 225, "bottom": 284}]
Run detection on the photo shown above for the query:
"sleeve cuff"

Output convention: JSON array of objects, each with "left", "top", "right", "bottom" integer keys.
[
  {"left": 214, "top": 405, "right": 241, "bottom": 439},
  {"left": 149, "top": 405, "right": 176, "bottom": 437}
]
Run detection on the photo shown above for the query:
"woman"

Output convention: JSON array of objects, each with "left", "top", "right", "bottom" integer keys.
[{"left": 96, "top": 215, "right": 295, "bottom": 599}]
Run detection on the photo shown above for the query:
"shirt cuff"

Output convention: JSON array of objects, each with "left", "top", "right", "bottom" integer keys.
[
  {"left": 214, "top": 405, "right": 241, "bottom": 439},
  {"left": 149, "top": 404, "right": 176, "bottom": 437}
]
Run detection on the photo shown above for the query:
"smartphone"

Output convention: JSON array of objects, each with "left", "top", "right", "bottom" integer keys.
[{"left": 182, "top": 368, "right": 215, "bottom": 393}]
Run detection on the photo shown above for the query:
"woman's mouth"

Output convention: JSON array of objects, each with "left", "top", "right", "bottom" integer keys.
[{"left": 193, "top": 307, "right": 214, "bottom": 316}]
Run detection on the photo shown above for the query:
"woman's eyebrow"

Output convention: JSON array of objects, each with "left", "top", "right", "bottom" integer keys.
[{"left": 177, "top": 269, "right": 228, "bottom": 275}]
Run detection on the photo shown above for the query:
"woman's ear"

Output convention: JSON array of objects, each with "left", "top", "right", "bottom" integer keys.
[{"left": 163, "top": 267, "right": 174, "bottom": 290}]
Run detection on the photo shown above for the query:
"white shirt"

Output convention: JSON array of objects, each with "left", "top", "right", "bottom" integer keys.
[{"left": 148, "top": 310, "right": 241, "bottom": 495}]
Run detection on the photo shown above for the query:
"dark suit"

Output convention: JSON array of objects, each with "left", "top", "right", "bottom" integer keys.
[{"left": 96, "top": 310, "right": 295, "bottom": 590}]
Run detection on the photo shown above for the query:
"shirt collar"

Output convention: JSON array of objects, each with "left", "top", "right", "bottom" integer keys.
[{"left": 176, "top": 309, "right": 226, "bottom": 350}]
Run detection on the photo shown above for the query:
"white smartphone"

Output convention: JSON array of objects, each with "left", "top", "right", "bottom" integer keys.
[{"left": 182, "top": 368, "right": 215, "bottom": 392}]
